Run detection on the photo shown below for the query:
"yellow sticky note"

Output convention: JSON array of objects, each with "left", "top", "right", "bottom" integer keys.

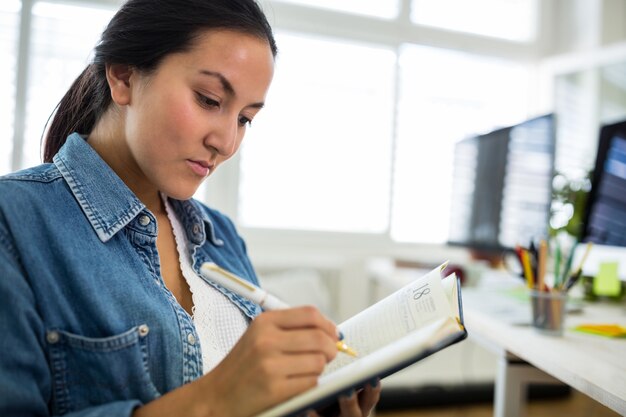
[
  {"left": 593, "top": 262, "right": 621, "bottom": 297},
  {"left": 574, "top": 324, "right": 626, "bottom": 338}
]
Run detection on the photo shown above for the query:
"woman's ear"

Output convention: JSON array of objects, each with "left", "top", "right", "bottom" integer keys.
[{"left": 105, "top": 63, "right": 134, "bottom": 105}]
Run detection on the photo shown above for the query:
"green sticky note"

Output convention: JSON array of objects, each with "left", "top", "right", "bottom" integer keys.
[{"left": 593, "top": 262, "right": 621, "bottom": 296}]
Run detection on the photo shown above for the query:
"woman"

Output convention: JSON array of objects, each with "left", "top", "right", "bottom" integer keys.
[{"left": 0, "top": 0, "right": 381, "bottom": 416}]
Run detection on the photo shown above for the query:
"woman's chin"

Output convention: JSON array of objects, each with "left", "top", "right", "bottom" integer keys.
[{"left": 161, "top": 185, "right": 200, "bottom": 201}]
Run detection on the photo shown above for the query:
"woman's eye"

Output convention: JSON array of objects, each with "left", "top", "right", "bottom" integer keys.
[
  {"left": 238, "top": 115, "right": 252, "bottom": 127},
  {"left": 196, "top": 93, "right": 220, "bottom": 109}
]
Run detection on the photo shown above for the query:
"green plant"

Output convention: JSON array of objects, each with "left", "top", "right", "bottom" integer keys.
[{"left": 549, "top": 171, "right": 592, "bottom": 238}]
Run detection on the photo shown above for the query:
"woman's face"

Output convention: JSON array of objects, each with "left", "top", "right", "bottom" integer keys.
[{"left": 121, "top": 29, "right": 274, "bottom": 200}]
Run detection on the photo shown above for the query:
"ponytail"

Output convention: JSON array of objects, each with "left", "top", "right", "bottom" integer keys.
[{"left": 43, "top": 64, "right": 110, "bottom": 163}]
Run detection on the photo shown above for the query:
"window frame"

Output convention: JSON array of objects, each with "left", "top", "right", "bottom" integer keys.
[{"left": 7, "top": 0, "right": 556, "bottom": 265}]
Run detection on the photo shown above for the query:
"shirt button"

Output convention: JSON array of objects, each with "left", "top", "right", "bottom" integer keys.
[
  {"left": 46, "top": 331, "right": 60, "bottom": 344},
  {"left": 187, "top": 333, "right": 196, "bottom": 345},
  {"left": 192, "top": 224, "right": 201, "bottom": 235},
  {"left": 138, "top": 324, "right": 150, "bottom": 337},
  {"left": 139, "top": 215, "right": 151, "bottom": 226}
]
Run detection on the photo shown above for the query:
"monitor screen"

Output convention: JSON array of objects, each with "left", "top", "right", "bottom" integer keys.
[
  {"left": 448, "top": 114, "right": 556, "bottom": 252},
  {"left": 581, "top": 119, "right": 626, "bottom": 247}
]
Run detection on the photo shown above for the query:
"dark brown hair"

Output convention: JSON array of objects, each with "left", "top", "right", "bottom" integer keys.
[{"left": 43, "top": 0, "right": 277, "bottom": 162}]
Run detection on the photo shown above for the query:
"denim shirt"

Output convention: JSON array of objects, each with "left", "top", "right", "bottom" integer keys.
[{"left": 0, "top": 133, "right": 262, "bottom": 416}]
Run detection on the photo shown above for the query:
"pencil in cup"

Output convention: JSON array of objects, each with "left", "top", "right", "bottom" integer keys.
[
  {"left": 561, "top": 242, "right": 593, "bottom": 292},
  {"left": 520, "top": 249, "right": 535, "bottom": 289},
  {"left": 200, "top": 262, "right": 358, "bottom": 357}
]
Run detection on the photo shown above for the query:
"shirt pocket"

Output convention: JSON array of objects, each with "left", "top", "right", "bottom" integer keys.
[{"left": 46, "top": 324, "right": 160, "bottom": 415}]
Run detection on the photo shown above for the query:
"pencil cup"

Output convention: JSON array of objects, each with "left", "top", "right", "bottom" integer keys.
[{"left": 529, "top": 290, "right": 567, "bottom": 336}]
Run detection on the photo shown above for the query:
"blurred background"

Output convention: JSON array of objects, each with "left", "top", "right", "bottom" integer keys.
[
  {"left": 2, "top": 0, "right": 625, "bottom": 414},
  {"left": 2, "top": 0, "right": 625, "bottom": 269}
]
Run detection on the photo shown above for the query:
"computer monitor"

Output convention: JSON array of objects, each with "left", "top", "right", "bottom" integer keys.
[
  {"left": 448, "top": 114, "right": 556, "bottom": 253},
  {"left": 580, "top": 119, "right": 626, "bottom": 246}
]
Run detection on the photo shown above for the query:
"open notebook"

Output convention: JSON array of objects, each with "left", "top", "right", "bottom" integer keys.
[{"left": 256, "top": 262, "right": 467, "bottom": 417}]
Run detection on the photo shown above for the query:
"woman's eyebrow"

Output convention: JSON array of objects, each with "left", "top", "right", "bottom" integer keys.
[
  {"left": 199, "top": 69, "right": 235, "bottom": 96},
  {"left": 198, "top": 69, "right": 265, "bottom": 109}
]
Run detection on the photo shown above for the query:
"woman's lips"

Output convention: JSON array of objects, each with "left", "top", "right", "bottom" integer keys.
[{"left": 187, "top": 159, "right": 210, "bottom": 177}]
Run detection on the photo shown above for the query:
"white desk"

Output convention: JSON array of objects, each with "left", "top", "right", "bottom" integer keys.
[{"left": 463, "top": 285, "right": 626, "bottom": 417}]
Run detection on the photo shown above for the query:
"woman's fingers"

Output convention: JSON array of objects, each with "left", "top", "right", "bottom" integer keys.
[
  {"left": 335, "top": 379, "right": 382, "bottom": 417},
  {"left": 202, "top": 305, "right": 342, "bottom": 416},
  {"left": 338, "top": 390, "right": 361, "bottom": 416},
  {"left": 358, "top": 380, "right": 382, "bottom": 415},
  {"left": 262, "top": 352, "right": 328, "bottom": 379},
  {"left": 276, "top": 328, "right": 338, "bottom": 361},
  {"left": 200, "top": 305, "right": 350, "bottom": 416},
  {"left": 251, "top": 306, "right": 339, "bottom": 362},
  {"left": 260, "top": 306, "right": 339, "bottom": 338}
]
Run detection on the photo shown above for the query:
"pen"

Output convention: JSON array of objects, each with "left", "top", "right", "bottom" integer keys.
[
  {"left": 513, "top": 245, "right": 528, "bottom": 283},
  {"left": 553, "top": 240, "right": 561, "bottom": 288},
  {"left": 200, "top": 262, "right": 358, "bottom": 357},
  {"left": 529, "top": 240, "right": 538, "bottom": 279},
  {"left": 560, "top": 240, "right": 578, "bottom": 287},
  {"left": 563, "top": 242, "right": 593, "bottom": 292},
  {"left": 537, "top": 239, "right": 547, "bottom": 291},
  {"left": 520, "top": 249, "right": 535, "bottom": 289}
]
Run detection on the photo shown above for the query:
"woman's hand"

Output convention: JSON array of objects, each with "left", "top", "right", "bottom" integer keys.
[
  {"left": 132, "top": 306, "right": 362, "bottom": 417},
  {"left": 199, "top": 305, "right": 341, "bottom": 417},
  {"left": 305, "top": 379, "right": 382, "bottom": 417},
  {"left": 336, "top": 380, "right": 381, "bottom": 417}
]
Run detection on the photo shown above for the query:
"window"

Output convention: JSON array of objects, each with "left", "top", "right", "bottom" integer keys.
[
  {"left": 239, "top": 35, "right": 533, "bottom": 242},
  {"left": 412, "top": 0, "right": 539, "bottom": 42},
  {"left": 0, "top": 1, "right": 20, "bottom": 175},
  {"left": 4, "top": 0, "right": 545, "bottom": 249},
  {"left": 239, "top": 32, "right": 397, "bottom": 232},
  {"left": 392, "top": 45, "right": 531, "bottom": 243},
  {"left": 22, "top": 2, "right": 114, "bottom": 169},
  {"left": 272, "top": 0, "right": 400, "bottom": 20}
]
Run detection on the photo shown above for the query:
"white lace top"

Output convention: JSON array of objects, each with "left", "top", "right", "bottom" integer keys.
[{"left": 163, "top": 197, "right": 249, "bottom": 374}]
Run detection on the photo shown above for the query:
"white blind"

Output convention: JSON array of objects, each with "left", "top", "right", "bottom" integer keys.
[{"left": 0, "top": 1, "right": 20, "bottom": 175}]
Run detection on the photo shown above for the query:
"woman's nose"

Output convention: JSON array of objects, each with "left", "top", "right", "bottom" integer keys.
[{"left": 205, "top": 114, "right": 239, "bottom": 157}]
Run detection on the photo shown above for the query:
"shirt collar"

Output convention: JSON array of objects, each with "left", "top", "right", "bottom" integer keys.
[
  {"left": 167, "top": 197, "right": 224, "bottom": 247},
  {"left": 53, "top": 133, "right": 145, "bottom": 242},
  {"left": 53, "top": 133, "right": 223, "bottom": 246}
]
